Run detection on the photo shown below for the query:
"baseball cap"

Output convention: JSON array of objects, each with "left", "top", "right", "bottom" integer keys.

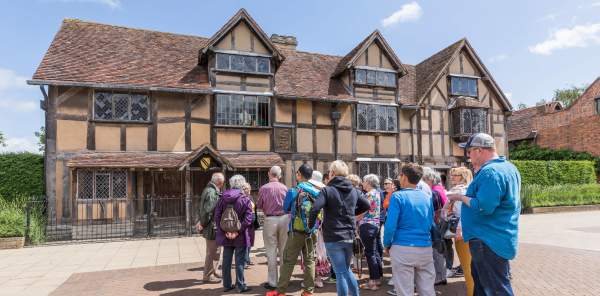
[{"left": 458, "top": 133, "right": 495, "bottom": 149}]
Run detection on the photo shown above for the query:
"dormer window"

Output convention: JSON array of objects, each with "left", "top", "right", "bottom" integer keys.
[
  {"left": 450, "top": 75, "right": 478, "bottom": 97},
  {"left": 215, "top": 52, "right": 271, "bottom": 74},
  {"left": 355, "top": 68, "right": 396, "bottom": 87}
]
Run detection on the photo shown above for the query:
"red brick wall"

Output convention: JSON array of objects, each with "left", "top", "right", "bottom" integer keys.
[{"left": 533, "top": 78, "right": 600, "bottom": 156}]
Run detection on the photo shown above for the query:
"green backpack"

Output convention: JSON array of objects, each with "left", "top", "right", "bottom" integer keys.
[{"left": 292, "top": 188, "right": 323, "bottom": 234}]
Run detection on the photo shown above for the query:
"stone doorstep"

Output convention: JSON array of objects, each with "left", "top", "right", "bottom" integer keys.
[{"left": 529, "top": 204, "right": 600, "bottom": 214}]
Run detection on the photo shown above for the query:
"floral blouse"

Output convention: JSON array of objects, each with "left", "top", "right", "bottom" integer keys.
[{"left": 359, "top": 189, "right": 381, "bottom": 227}]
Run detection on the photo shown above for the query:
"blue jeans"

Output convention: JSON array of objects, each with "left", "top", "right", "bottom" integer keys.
[
  {"left": 325, "top": 241, "right": 359, "bottom": 296},
  {"left": 359, "top": 223, "right": 383, "bottom": 280},
  {"left": 469, "top": 239, "right": 514, "bottom": 296},
  {"left": 222, "top": 246, "right": 247, "bottom": 290}
]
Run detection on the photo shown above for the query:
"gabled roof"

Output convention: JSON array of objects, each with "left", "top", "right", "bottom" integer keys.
[
  {"left": 199, "top": 8, "right": 284, "bottom": 65},
  {"left": 506, "top": 106, "right": 537, "bottom": 142},
  {"left": 332, "top": 30, "right": 407, "bottom": 77},
  {"left": 416, "top": 38, "right": 513, "bottom": 111}
]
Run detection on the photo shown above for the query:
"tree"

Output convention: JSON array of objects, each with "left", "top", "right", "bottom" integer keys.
[
  {"left": 516, "top": 103, "right": 528, "bottom": 110},
  {"left": 551, "top": 85, "right": 587, "bottom": 107},
  {"left": 0, "top": 131, "right": 5, "bottom": 147},
  {"left": 34, "top": 126, "right": 45, "bottom": 153}
]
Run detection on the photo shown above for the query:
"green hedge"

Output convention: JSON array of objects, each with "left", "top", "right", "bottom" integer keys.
[
  {"left": 510, "top": 143, "right": 600, "bottom": 174},
  {"left": 512, "top": 160, "right": 596, "bottom": 185},
  {"left": 0, "top": 153, "right": 44, "bottom": 200},
  {"left": 521, "top": 183, "right": 600, "bottom": 209},
  {"left": 0, "top": 197, "right": 45, "bottom": 243}
]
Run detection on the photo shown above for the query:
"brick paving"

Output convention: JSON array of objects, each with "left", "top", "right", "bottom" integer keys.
[{"left": 49, "top": 243, "right": 600, "bottom": 296}]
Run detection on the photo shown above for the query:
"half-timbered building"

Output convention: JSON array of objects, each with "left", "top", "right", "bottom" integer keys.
[{"left": 29, "top": 9, "right": 512, "bottom": 236}]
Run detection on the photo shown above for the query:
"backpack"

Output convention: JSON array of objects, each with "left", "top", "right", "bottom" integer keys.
[
  {"left": 220, "top": 203, "right": 241, "bottom": 233},
  {"left": 431, "top": 190, "right": 444, "bottom": 225},
  {"left": 292, "top": 188, "right": 322, "bottom": 234}
]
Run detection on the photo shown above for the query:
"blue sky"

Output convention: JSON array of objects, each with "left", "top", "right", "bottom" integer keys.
[{"left": 1, "top": 0, "right": 600, "bottom": 152}]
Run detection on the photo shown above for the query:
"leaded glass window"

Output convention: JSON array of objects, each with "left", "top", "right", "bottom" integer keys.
[
  {"left": 450, "top": 76, "right": 478, "bottom": 97},
  {"left": 596, "top": 98, "right": 600, "bottom": 115},
  {"left": 356, "top": 104, "right": 397, "bottom": 132},
  {"left": 94, "top": 92, "right": 149, "bottom": 122},
  {"left": 450, "top": 108, "right": 488, "bottom": 137},
  {"left": 77, "top": 170, "right": 127, "bottom": 199},
  {"left": 216, "top": 94, "right": 270, "bottom": 127},
  {"left": 355, "top": 69, "right": 396, "bottom": 87},
  {"left": 215, "top": 53, "right": 271, "bottom": 74}
]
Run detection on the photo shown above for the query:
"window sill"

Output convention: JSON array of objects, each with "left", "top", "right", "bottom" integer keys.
[
  {"left": 449, "top": 94, "right": 478, "bottom": 99},
  {"left": 353, "top": 82, "right": 397, "bottom": 89},
  {"left": 356, "top": 130, "right": 399, "bottom": 135},
  {"left": 213, "top": 69, "right": 273, "bottom": 77},
  {"left": 213, "top": 125, "right": 272, "bottom": 130},
  {"left": 91, "top": 119, "right": 152, "bottom": 125}
]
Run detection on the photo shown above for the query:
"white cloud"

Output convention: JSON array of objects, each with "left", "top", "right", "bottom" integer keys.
[
  {"left": 53, "top": 0, "right": 121, "bottom": 8},
  {"left": 0, "top": 99, "right": 38, "bottom": 112},
  {"left": 488, "top": 53, "right": 508, "bottom": 63},
  {"left": 0, "top": 136, "right": 40, "bottom": 153},
  {"left": 381, "top": 2, "right": 423, "bottom": 27},
  {"left": 0, "top": 68, "right": 28, "bottom": 91},
  {"left": 529, "top": 23, "right": 600, "bottom": 55},
  {"left": 593, "top": 2, "right": 600, "bottom": 7}
]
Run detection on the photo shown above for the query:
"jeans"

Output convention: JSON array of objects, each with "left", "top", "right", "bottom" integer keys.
[
  {"left": 325, "top": 241, "right": 359, "bottom": 296},
  {"left": 245, "top": 247, "right": 251, "bottom": 267},
  {"left": 469, "top": 239, "right": 514, "bottom": 296},
  {"left": 444, "top": 239, "right": 454, "bottom": 269},
  {"left": 359, "top": 223, "right": 383, "bottom": 280},
  {"left": 222, "top": 246, "right": 247, "bottom": 290}
]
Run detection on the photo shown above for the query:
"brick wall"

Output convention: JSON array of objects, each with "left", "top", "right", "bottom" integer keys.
[{"left": 533, "top": 78, "right": 600, "bottom": 156}]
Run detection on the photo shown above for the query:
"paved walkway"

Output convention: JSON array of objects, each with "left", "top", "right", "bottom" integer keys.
[{"left": 0, "top": 210, "right": 599, "bottom": 295}]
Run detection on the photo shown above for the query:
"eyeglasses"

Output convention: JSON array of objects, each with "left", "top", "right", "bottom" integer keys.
[{"left": 383, "top": 182, "right": 392, "bottom": 185}]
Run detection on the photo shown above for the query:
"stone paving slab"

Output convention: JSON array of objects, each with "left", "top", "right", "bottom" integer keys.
[{"left": 48, "top": 243, "right": 600, "bottom": 296}]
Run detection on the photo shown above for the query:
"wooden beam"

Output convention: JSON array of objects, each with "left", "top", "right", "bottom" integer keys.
[
  {"left": 86, "top": 89, "right": 95, "bottom": 150},
  {"left": 120, "top": 124, "right": 126, "bottom": 151},
  {"left": 185, "top": 96, "right": 192, "bottom": 151},
  {"left": 56, "top": 87, "right": 82, "bottom": 106}
]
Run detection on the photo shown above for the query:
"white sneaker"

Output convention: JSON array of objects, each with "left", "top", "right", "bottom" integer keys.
[
  {"left": 386, "top": 289, "right": 397, "bottom": 296},
  {"left": 387, "top": 278, "right": 394, "bottom": 286},
  {"left": 446, "top": 268, "right": 455, "bottom": 278}
]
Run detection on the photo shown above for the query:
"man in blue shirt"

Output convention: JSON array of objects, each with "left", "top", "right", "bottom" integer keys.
[
  {"left": 384, "top": 163, "right": 435, "bottom": 296},
  {"left": 448, "top": 133, "right": 521, "bottom": 296}
]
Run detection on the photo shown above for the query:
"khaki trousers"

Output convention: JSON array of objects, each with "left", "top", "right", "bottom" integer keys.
[
  {"left": 390, "top": 245, "right": 435, "bottom": 296},
  {"left": 203, "top": 239, "right": 220, "bottom": 280},
  {"left": 455, "top": 239, "right": 474, "bottom": 296},
  {"left": 263, "top": 215, "right": 290, "bottom": 286}
]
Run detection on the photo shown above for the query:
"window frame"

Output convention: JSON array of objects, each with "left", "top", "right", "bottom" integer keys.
[
  {"left": 595, "top": 97, "right": 600, "bottom": 115},
  {"left": 356, "top": 103, "right": 398, "bottom": 133},
  {"left": 354, "top": 67, "right": 397, "bottom": 88},
  {"left": 449, "top": 75, "right": 479, "bottom": 98},
  {"left": 76, "top": 170, "right": 128, "bottom": 200},
  {"left": 214, "top": 52, "right": 272, "bottom": 75},
  {"left": 92, "top": 90, "right": 151, "bottom": 123},
  {"left": 215, "top": 93, "right": 271, "bottom": 128}
]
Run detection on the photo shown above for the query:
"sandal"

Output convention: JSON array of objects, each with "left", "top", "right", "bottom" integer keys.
[{"left": 359, "top": 282, "right": 379, "bottom": 291}]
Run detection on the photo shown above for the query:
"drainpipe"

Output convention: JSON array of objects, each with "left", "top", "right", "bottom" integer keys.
[{"left": 331, "top": 107, "right": 341, "bottom": 160}]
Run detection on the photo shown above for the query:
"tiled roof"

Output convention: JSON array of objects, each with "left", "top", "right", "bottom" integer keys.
[
  {"left": 415, "top": 39, "right": 465, "bottom": 104},
  {"left": 506, "top": 107, "right": 537, "bottom": 142},
  {"left": 66, "top": 150, "right": 284, "bottom": 169},
  {"left": 32, "top": 19, "right": 210, "bottom": 91},
  {"left": 67, "top": 152, "right": 188, "bottom": 169},
  {"left": 31, "top": 19, "right": 475, "bottom": 105},
  {"left": 274, "top": 47, "right": 352, "bottom": 100}
]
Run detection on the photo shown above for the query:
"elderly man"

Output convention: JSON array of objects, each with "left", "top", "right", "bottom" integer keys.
[
  {"left": 196, "top": 172, "right": 225, "bottom": 283},
  {"left": 257, "top": 166, "right": 289, "bottom": 290},
  {"left": 448, "top": 133, "right": 521, "bottom": 296}
]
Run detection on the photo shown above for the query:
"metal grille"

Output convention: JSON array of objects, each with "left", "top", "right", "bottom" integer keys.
[
  {"left": 113, "top": 94, "right": 129, "bottom": 120},
  {"left": 94, "top": 92, "right": 112, "bottom": 120},
  {"left": 358, "top": 162, "right": 399, "bottom": 180},
  {"left": 112, "top": 171, "right": 127, "bottom": 199},
  {"left": 235, "top": 170, "right": 268, "bottom": 191},
  {"left": 376, "top": 106, "right": 387, "bottom": 130},
  {"left": 95, "top": 173, "right": 110, "bottom": 199},
  {"left": 77, "top": 170, "right": 94, "bottom": 199},
  {"left": 216, "top": 94, "right": 270, "bottom": 127},
  {"left": 387, "top": 107, "right": 397, "bottom": 131},
  {"left": 357, "top": 104, "right": 368, "bottom": 130},
  {"left": 131, "top": 94, "right": 149, "bottom": 121}
]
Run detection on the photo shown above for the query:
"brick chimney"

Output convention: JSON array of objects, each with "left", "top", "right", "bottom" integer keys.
[{"left": 270, "top": 34, "right": 297, "bottom": 50}]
